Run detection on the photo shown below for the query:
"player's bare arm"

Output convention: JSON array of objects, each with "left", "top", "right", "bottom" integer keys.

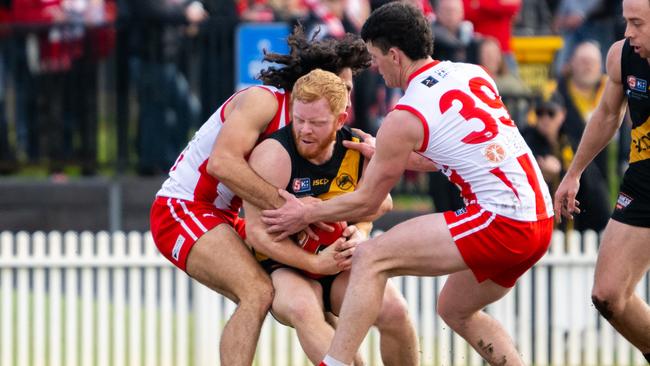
[
  {"left": 262, "top": 109, "right": 423, "bottom": 236},
  {"left": 208, "top": 87, "right": 285, "bottom": 210},
  {"left": 351, "top": 146, "right": 393, "bottom": 224},
  {"left": 554, "top": 40, "right": 627, "bottom": 220},
  {"left": 343, "top": 128, "right": 438, "bottom": 172},
  {"left": 244, "top": 139, "right": 345, "bottom": 275}
]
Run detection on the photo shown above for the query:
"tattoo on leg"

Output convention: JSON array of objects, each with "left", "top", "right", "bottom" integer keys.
[
  {"left": 592, "top": 295, "right": 613, "bottom": 320},
  {"left": 478, "top": 339, "right": 494, "bottom": 355},
  {"left": 478, "top": 339, "right": 509, "bottom": 365}
]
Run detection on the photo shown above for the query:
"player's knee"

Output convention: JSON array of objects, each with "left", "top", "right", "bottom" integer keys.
[
  {"left": 591, "top": 287, "right": 625, "bottom": 321},
  {"left": 375, "top": 293, "right": 410, "bottom": 331},
  {"left": 241, "top": 277, "right": 274, "bottom": 314},
  {"left": 280, "top": 296, "right": 324, "bottom": 327},
  {"left": 351, "top": 241, "right": 380, "bottom": 270},
  {"left": 437, "top": 298, "right": 470, "bottom": 330}
]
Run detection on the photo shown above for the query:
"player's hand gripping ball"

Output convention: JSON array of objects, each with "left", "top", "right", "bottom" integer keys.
[{"left": 295, "top": 221, "right": 347, "bottom": 279}]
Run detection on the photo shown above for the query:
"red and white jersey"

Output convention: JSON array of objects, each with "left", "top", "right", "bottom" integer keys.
[
  {"left": 396, "top": 61, "right": 553, "bottom": 221},
  {"left": 156, "top": 85, "right": 291, "bottom": 214}
]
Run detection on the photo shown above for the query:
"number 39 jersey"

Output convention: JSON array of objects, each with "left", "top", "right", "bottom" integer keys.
[{"left": 396, "top": 61, "right": 553, "bottom": 221}]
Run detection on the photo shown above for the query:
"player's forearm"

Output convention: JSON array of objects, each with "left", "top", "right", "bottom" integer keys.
[
  {"left": 354, "top": 194, "right": 392, "bottom": 222},
  {"left": 307, "top": 188, "right": 381, "bottom": 224},
  {"left": 566, "top": 110, "right": 620, "bottom": 178},
  {"left": 208, "top": 156, "right": 283, "bottom": 209},
  {"left": 246, "top": 229, "right": 320, "bottom": 273}
]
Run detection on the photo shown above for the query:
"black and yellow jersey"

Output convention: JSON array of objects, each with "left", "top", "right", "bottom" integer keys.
[
  {"left": 611, "top": 39, "right": 650, "bottom": 227},
  {"left": 622, "top": 38, "right": 650, "bottom": 168},
  {"left": 254, "top": 125, "right": 365, "bottom": 266},
  {"left": 269, "top": 125, "right": 364, "bottom": 201}
]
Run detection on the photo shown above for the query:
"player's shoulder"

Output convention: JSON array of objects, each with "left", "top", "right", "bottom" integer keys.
[
  {"left": 339, "top": 125, "right": 357, "bottom": 141},
  {"left": 234, "top": 85, "right": 283, "bottom": 109},
  {"left": 605, "top": 39, "right": 626, "bottom": 83}
]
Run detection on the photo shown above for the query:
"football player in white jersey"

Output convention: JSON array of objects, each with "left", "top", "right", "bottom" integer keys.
[
  {"left": 245, "top": 69, "right": 419, "bottom": 365},
  {"left": 149, "top": 26, "right": 371, "bottom": 366},
  {"left": 262, "top": 3, "right": 554, "bottom": 365}
]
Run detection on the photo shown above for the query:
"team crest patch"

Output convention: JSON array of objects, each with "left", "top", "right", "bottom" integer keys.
[
  {"left": 292, "top": 178, "right": 311, "bottom": 193},
  {"left": 615, "top": 192, "right": 633, "bottom": 210},
  {"left": 627, "top": 76, "right": 647, "bottom": 93},
  {"left": 421, "top": 76, "right": 438, "bottom": 88},
  {"left": 336, "top": 173, "right": 355, "bottom": 190},
  {"left": 483, "top": 143, "right": 506, "bottom": 163}
]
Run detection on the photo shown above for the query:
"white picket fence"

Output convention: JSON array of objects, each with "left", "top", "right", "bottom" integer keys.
[{"left": 0, "top": 230, "right": 648, "bottom": 366}]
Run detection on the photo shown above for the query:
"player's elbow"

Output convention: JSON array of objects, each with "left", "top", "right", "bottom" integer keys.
[
  {"left": 245, "top": 225, "right": 268, "bottom": 253},
  {"left": 379, "top": 194, "right": 393, "bottom": 215},
  {"left": 206, "top": 153, "right": 230, "bottom": 180}
]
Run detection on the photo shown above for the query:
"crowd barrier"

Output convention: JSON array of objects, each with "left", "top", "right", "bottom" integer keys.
[{"left": 0, "top": 230, "right": 648, "bottom": 366}]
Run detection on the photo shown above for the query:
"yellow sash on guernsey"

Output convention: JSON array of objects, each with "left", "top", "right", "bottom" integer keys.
[{"left": 630, "top": 117, "right": 650, "bottom": 163}]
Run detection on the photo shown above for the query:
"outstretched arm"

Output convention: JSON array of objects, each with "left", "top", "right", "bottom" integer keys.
[
  {"left": 554, "top": 40, "right": 626, "bottom": 220},
  {"left": 344, "top": 128, "right": 438, "bottom": 172},
  {"left": 207, "top": 87, "right": 285, "bottom": 210}
]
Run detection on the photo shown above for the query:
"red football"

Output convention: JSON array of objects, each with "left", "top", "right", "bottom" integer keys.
[{"left": 296, "top": 221, "right": 347, "bottom": 279}]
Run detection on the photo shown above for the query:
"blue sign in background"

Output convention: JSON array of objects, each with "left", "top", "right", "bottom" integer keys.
[{"left": 236, "top": 23, "right": 290, "bottom": 90}]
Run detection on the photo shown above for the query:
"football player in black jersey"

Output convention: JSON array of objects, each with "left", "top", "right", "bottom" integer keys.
[{"left": 555, "top": 0, "right": 650, "bottom": 361}]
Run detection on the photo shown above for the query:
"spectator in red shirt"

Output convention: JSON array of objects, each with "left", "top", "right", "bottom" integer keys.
[{"left": 463, "top": 0, "right": 521, "bottom": 73}]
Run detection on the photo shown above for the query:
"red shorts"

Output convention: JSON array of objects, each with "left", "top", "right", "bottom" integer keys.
[
  {"left": 444, "top": 204, "right": 554, "bottom": 288},
  {"left": 150, "top": 196, "right": 246, "bottom": 272}
]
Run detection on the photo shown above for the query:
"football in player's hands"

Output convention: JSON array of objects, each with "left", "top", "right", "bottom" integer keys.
[{"left": 295, "top": 221, "right": 347, "bottom": 279}]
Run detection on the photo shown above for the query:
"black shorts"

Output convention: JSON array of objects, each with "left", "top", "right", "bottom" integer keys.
[
  {"left": 611, "top": 162, "right": 650, "bottom": 228},
  {"left": 259, "top": 258, "right": 337, "bottom": 312}
]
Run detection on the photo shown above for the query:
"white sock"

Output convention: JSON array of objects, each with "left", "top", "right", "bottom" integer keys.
[{"left": 322, "top": 355, "right": 349, "bottom": 366}]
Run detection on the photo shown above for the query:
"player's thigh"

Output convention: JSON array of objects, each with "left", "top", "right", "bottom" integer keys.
[
  {"left": 594, "top": 219, "right": 650, "bottom": 296},
  {"left": 328, "top": 271, "right": 406, "bottom": 318},
  {"left": 360, "top": 213, "right": 468, "bottom": 277},
  {"left": 186, "top": 223, "right": 271, "bottom": 302},
  {"left": 438, "top": 270, "right": 511, "bottom": 318},
  {"left": 270, "top": 268, "right": 324, "bottom": 326},
  {"left": 328, "top": 271, "right": 351, "bottom": 315}
]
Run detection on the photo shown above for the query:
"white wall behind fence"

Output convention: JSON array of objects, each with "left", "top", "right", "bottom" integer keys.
[{"left": 0, "top": 230, "right": 648, "bottom": 366}]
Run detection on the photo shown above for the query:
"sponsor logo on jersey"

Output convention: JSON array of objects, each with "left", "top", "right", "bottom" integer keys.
[
  {"left": 454, "top": 207, "right": 467, "bottom": 216},
  {"left": 313, "top": 178, "right": 329, "bottom": 186},
  {"left": 483, "top": 143, "right": 506, "bottom": 164},
  {"left": 628, "top": 75, "right": 647, "bottom": 93},
  {"left": 172, "top": 235, "right": 185, "bottom": 261},
  {"left": 292, "top": 178, "right": 311, "bottom": 193},
  {"left": 421, "top": 76, "right": 438, "bottom": 88},
  {"left": 336, "top": 173, "right": 355, "bottom": 190},
  {"left": 434, "top": 68, "right": 449, "bottom": 79},
  {"left": 615, "top": 192, "right": 633, "bottom": 210},
  {"left": 630, "top": 118, "right": 650, "bottom": 163}
]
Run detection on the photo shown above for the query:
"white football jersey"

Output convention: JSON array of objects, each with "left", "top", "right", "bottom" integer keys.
[
  {"left": 396, "top": 61, "right": 553, "bottom": 221},
  {"left": 157, "top": 86, "right": 291, "bottom": 213}
]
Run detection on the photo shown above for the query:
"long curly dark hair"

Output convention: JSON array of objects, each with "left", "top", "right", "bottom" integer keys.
[{"left": 258, "top": 26, "right": 371, "bottom": 91}]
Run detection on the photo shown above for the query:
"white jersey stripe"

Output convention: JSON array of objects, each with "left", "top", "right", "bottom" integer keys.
[
  {"left": 166, "top": 198, "right": 198, "bottom": 241},
  {"left": 453, "top": 212, "right": 496, "bottom": 241},
  {"left": 178, "top": 199, "right": 209, "bottom": 233}
]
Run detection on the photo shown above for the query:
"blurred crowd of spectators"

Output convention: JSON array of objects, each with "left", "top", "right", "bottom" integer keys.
[{"left": 0, "top": 0, "right": 630, "bottom": 231}]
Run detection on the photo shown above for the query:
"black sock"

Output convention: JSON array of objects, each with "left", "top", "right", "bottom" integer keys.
[{"left": 644, "top": 352, "right": 650, "bottom": 363}]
